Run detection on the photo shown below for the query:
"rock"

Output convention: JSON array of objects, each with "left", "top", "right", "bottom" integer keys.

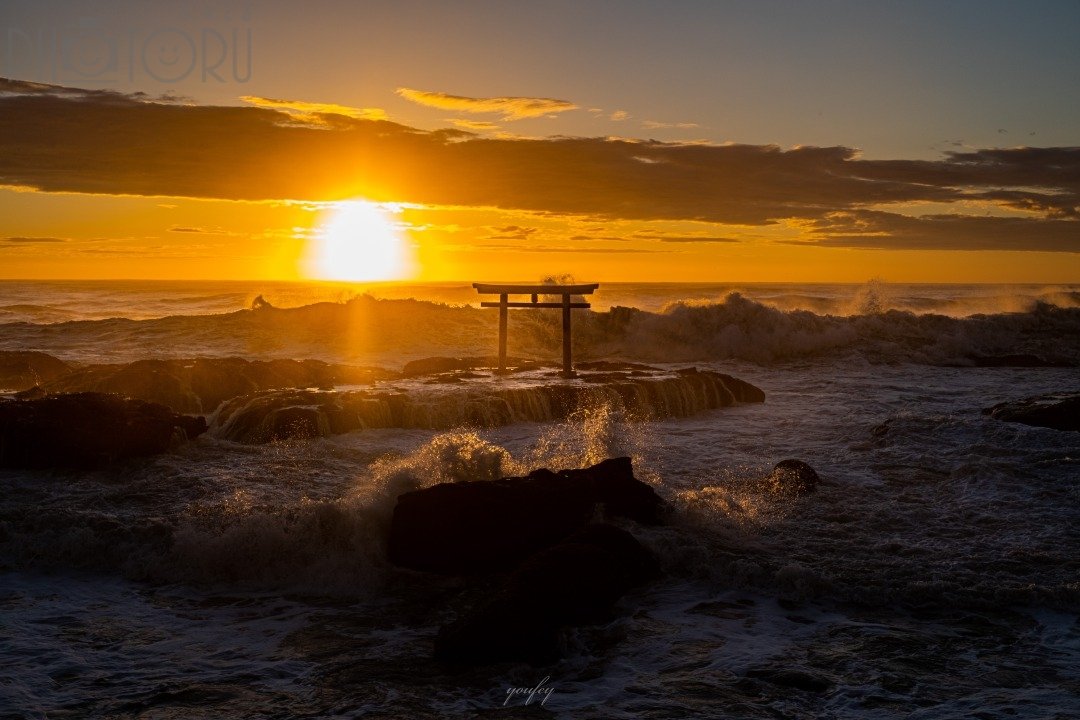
[
  {"left": 388, "top": 457, "right": 665, "bottom": 574},
  {"left": 676, "top": 367, "right": 766, "bottom": 403},
  {"left": 0, "top": 351, "right": 71, "bottom": 391},
  {"left": 250, "top": 294, "right": 274, "bottom": 310},
  {"left": 434, "top": 524, "right": 659, "bottom": 665},
  {"left": 16, "top": 357, "right": 395, "bottom": 413},
  {"left": 0, "top": 392, "right": 207, "bottom": 469},
  {"left": 402, "top": 356, "right": 544, "bottom": 377},
  {"left": 984, "top": 393, "right": 1080, "bottom": 432},
  {"left": 210, "top": 390, "right": 366, "bottom": 443},
  {"left": 211, "top": 370, "right": 765, "bottom": 444},
  {"left": 760, "top": 459, "right": 820, "bottom": 496}
]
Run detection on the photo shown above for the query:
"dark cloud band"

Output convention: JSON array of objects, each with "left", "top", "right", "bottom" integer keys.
[{"left": 1, "top": 78, "right": 1077, "bottom": 252}]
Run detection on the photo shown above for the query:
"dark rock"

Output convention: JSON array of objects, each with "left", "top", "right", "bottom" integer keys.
[
  {"left": 712, "top": 372, "right": 767, "bottom": 404},
  {"left": 434, "top": 523, "right": 659, "bottom": 665},
  {"left": 388, "top": 457, "right": 665, "bottom": 574},
  {"left": 210, "top": 370, "right": 765, "bottom": 443},
  {"left": 250, "top": 294, "right": 274, "bottom": 310},
  {"left": 401, "top": 356, "right": 494, "bottom": 376},
  {"left": 676, "top": 367, "right": 766, "bottom": 403},
  {"left": 0, "top": 351, "right": 71, "bottom": 391},
  {"left": 261, "top": 405, "right": 330, "bottom": 441},
  {"left": 0, "top": 392, "right": 207, "bottom": 469},
  {"left": 211, "top": 390, "right": 364, "bottom": 443},
  {"left": 984, "top": 393, "right": 1080, "bottom": 432},
  {"left": 760, "top": 459, "right": 820, "bottom": 496},
  {"left": 401, "top": 355, "right": 543, "bottom": 377},
  {"left": 16, "top": 357, "right": 395, "bottom": 413}
]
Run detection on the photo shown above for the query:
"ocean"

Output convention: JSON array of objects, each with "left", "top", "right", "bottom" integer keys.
[{"left": 1, "top": 280, "right": 1078, "bottom": 718}]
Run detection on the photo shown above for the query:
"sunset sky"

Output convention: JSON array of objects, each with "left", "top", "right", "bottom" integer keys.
[{"left": 1, "top": 0, "right": 1078, "bottom": 282}]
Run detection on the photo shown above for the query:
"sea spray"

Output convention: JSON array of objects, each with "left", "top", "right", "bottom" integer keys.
[
  {"left": 164, "top": 402, "right": 661, "bottom": 593},
  {"left": 3, "top": 284, "right": 1079, "bottom": 366}
]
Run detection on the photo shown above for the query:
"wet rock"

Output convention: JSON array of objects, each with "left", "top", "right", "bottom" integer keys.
[
  {"left": 211, "top": 371, "right": 765, "bottom": 443},
  {"left": 760, "top": 459, "right": 820, "bottom": 496},
  {"left": 0, "top": 392, "right": 207, "bottom": 469},
  {"left": 388, "top": 457, "right": 665, "bottom": 574},
  {"left": 0, "top": 351, "right": 71, "bottom": 391},
  {"left": 17, "top": 357, "right": 394, "bottom": 413},
  {"left": 434, "top": 524, "right": 659, "bottom": 665},
  {"left": 676, "top": 367, "right": 766, "bottom": 403},
  {"left": 402, "top": 356, "right": 546, "bottom": 377},
  {"left": 211, "top": 390, "right": 371, "bottom": 443},
  {"left": 984, "top": 393, "right": 1080, "bottom": 432}
]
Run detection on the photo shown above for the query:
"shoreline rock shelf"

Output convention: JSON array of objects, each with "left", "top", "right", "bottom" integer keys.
[
  {"left": 209, "top": 368, "right": 766, "bottom": 444},
  {"left": 0, "top": 392, "right": 207, "bottom": 469},
  {"left": 11, "top": 356, "right": 394, "bottom": 414}
]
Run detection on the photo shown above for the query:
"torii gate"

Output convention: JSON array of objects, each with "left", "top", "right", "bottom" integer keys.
[{"left": 473, "top": 282, "right": 600, "bottom": 378}]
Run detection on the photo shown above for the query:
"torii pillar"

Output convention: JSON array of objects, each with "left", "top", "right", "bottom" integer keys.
[{"left": 473, "top": 283, "right": 600, "bottom": 378}]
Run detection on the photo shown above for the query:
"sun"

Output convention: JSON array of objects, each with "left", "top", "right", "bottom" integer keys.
[{"left": 303, "top": 200, "right": 414, "bottom": 281}]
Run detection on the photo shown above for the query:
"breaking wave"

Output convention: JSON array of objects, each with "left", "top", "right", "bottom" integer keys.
[{"left": 2, "top": 291, "right": 1079, "bottom": 367}]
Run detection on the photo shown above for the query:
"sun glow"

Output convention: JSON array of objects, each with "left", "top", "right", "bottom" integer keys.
[{"left": 303, "top": 200, "right": 414, "bottom": 281}]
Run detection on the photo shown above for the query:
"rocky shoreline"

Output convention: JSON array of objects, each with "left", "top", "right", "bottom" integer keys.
[{"left": 1, "top": 353, "right": 767, "bottom": 463}]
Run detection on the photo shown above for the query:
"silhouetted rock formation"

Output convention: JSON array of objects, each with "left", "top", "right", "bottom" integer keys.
[
  {"left": 388, "top": 457, "right": 664, "bottom": 574},
  {"left": 760, "top": 459, "right": 820, "bottom": 496},
  {"left": 0, "top": 351, "right": 72, "bottom": 391},
  {"left": 17, "top": 358, "right": 394, "bottom": 413},
  {"left": 0, "top": 392, "right": 207, "bottom": 469},
  {"left": 434, "top": 524, "right": 660, "bottom": 665},
  {"left": 984, "top": 393, "right": 1080, "bottom": 432},
  {"left": 211, "top": 369, "right": 766, "bottom": 443},
  {"left": 250, "top": 294, "right": 275, "bottom": 310}
]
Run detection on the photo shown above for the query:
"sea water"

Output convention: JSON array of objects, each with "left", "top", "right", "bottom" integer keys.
[{"left": 1, "top": 280, "right": 1078, "bottom": 718}]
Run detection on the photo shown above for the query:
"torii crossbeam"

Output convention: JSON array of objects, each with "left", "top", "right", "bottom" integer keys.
[{"left": 473, "top": 282, "right": 600, "bottom": 378}]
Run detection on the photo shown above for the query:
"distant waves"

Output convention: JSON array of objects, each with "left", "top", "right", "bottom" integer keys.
[{"left": 1, "top": 292, "right": 1079, "bottom": 367}]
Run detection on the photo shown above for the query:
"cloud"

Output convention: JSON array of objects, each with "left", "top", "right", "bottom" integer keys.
[
  {"left": 480, "top": 244, "right": 667, "bottom": 254},
  {"left": 4, "top": 236, "right": 67, "bottom": 243},
  {"left": 0, "top": 77, "right": 186, "bottom": 105},
  {"left": 632, "top": 233, "right": 739, "bottom": 243},
  {"left": 241, "top": 96, "right": 388, "bottom": 123},
  {"left": 1, "top": 79, "right": 1078, "bottom": 252},
  {"left": 610, "top": 110, "right": 629, "bottom": 121},
  {"left": 447, "top": 118, "right": 501, "bottom": 132},
  {"left": 789, "top": 210, "right": 1080, "bottom": 252},
  {"left": 642, "top": 120, "right": 701, "bottom": 130},
  {"left": 168, "top": 226, "right": 208, "bottom": 233},
  {"left": 486, "top": 225, "right": 538, "bottom": 240},
  {"left": 396, "top": 87, "right": 577, "bottom": 120}
]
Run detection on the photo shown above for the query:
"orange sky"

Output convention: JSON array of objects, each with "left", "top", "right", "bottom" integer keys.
[{"left": 0, "top": 1, "right": 1077, "bottom": 282}]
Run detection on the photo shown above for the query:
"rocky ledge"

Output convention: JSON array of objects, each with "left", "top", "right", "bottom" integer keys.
[
  {"left": 210, "top": 368, "right": 766, "bottom": 444},
  {"left": 10, "top": 355, "right": 395, "bottom": 414},
  {"left": 984, "top": 392, "right": 1080, "bottom": 432},
  {"left": 0, "top": 392, "right": 207, "bottom": 469},
  {"left": 387, "top": 457, "right": 664, "bottom": 665}
]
